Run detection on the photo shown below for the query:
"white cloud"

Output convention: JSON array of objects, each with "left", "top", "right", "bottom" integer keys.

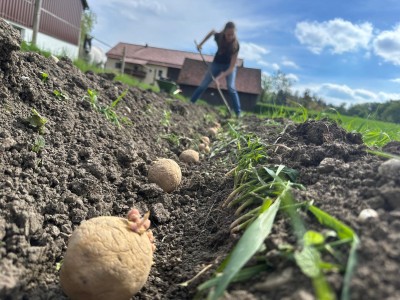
[
  {"left": 373, "top": 25, "right": 400, "bottom": 65},
  {"left": 258, "top": 60, "right": 272, "bottom": 68},
  {"left": 272, "top": 63, "right": 280, "bottom": 70},
  {"left": 89, "top": 0, "right": 273, "bottom": 52},
  {"left": 294, "top": 82, "right": 399, "bottom": 106},
  {"left": 240, "top": 42, "right": 269, "bottom": 61},
  {"left": 281, "top": 59, "right": 300, "bottom": 69},
  {"left": 378, "top": 91, "right": 400, "bottom": 101},
  {"left": 295, "top": 18, "right": 373, "bottom": 54},
  {"left": 390, "top": 78, "right": 400, "bottom": 83},
  {"left": 286, "top": 73, "right": 299, "bottom": 82}
]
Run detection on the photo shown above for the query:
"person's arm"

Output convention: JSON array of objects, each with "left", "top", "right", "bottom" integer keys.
[
  {"left": 197, "top": 30, "right": 216, "bottom": 51},
  {"left": 215, "top": 52, "right": 238, "bottom": 82}
]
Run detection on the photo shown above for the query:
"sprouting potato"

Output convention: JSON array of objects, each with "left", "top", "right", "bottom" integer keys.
[
  {"left": 60, "top": 209, "right": 155, "bottom": 300},
  {"left": 148, "top": 158, "right": 182, "bottom": 192}
]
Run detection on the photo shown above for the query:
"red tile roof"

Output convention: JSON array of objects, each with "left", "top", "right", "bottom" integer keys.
[
  {"left": 106, "top": 42, "right": 244, "bottom": 69},
  {"left": 177, "top": 58, "right": 261, "bottom": 95}
]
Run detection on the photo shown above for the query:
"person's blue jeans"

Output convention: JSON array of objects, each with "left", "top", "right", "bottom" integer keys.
[{"left": 190, "top": 62, "right": 241, "bottom": 116}]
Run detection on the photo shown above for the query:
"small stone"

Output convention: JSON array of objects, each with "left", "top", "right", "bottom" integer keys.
[
  {"left": 1, "top": 137, "right": 17, "bottom": 150},
  {"left": 150, "top": 203, "right": 170, "bottom": 224},
  {"left": 378, "top": 159, "right": 400, "bottom": 180},
  {"left": 358, "top": 209, "right": 379, "bottom": 221},
  {"left": 0, "top": 217, "right": 6, "bottom": 240},
  {"left": 50, "top": 55, "right": 59, "bottom": 63},
  {"left": 318, "top": 157, "right": 341, "bottom": 174}
]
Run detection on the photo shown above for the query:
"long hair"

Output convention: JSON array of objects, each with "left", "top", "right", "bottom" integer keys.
[{"left": 217, "top": 21, "right": 239, "bottom": 54}]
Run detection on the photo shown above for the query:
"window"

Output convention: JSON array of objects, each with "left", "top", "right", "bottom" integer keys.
[
  {"left": 158, "top": 70, "right": 163, "bottom": 78},
  {"left": 115, "top": 62, "right": 122, "bottom": 68}
]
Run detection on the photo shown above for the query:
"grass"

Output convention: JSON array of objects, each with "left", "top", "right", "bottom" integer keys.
[
  {"left": 21, "top": 41, "right": 52, "bottom": 58},
  {"left": 82, "top": 88, "right": 132, "bottom": 128},
  {"left": 255, "top": 103, "right": 400, "bottom": 148},
  {"left": 196, "top": 124, "right": 359, "bottom": 300}
]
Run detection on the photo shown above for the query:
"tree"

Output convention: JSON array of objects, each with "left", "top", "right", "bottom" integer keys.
[
  {"left": 381, "top": 100, "right": 400, "bottom": 123},
  {"left": 258, "top": 70, "right": 293, "bottom": 104},
  {"left": 271, "top": 70, "right": 293, "bottom": 94},
  {"left": 80, "top": 10, "right": 97, "bottom": 46},
  {"left": 259, "top": 73, "right": 272, "bottom": 103}
]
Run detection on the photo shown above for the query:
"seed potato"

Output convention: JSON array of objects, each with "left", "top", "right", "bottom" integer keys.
[
  {"left": 179, "top": 149, "right": 199, "bottom": 164},
  {"left": 60, "top": 216, "right": 153, "bottom": 300},
  {"left": 148, "top": 158, "right": 182, "bottom": 192}
]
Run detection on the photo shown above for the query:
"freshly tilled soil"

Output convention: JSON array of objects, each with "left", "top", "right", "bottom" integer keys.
[{"left": 1, "top": 20, "right": 400, "bottom": 300}]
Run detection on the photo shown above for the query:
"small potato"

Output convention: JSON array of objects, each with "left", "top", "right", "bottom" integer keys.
[
  {"left": 201, "top": 136, "right": 210, "bottom": 145},
  {"left": 198, "top": 143, "right": 206, "bottom": 151},
  {"left": 213, "top": 122, "right": 221, "bottom": 129},
  {"left": 179, "top": 149, "right": 199, "bottom": 164},
  {"left": 207, "top": 127, "right": 218, "bottom": 137},
  {"left": 204, "top": 145, "right": 210, "bottom": 153},
  {"left": 148, "top": 158, "right": 182, "bottom": 192},
  {"left": 60, "top": 216, "right": 153, "bottom": 300}
]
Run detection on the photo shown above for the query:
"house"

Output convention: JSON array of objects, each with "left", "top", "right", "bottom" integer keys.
[
  {"left": 106, "top": 42, "right": 260, "bottom": 110},
  {"left": 106, "top": 42, "right": 244, "bottom": 85},
  {"left": 178, "top": 58, "right": 261, "bottom": 111},
  {"left": 0, "top": 0, "right": 88, "bottom": 59}
]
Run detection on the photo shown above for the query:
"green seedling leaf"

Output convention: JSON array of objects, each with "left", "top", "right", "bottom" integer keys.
[
  {"left": 53, "top": 90, "right": 69, "bottom": 100},
  {"left": 313, "top": 273, "right": 337, "bottom": 300},
  {"left": 294, "top": 246, "right": 321, "bottom": 278},
  {"left": 308, "top": 205, "right": 355, "bottom": 240},
  {"left": 308, "top": 205, "right": 359, "bottom": 300},
  {"left": 28, "top": 108, "right": 48, "bottom": 134},
  {"left": 55, "top": 260, "right": 63, "bottom": 271},
  {"left": 304, "top": 230, "right": 325, "bottom": 246},
  {"left": 206, "top": 187, "right": 286, "bottom": 300},
  {"left": 111, "top": 89, "right": 128, "bottom": 108},
  {"left": 40, "top": 72, "right": 48, "bottom": 82},
  {"left": 197, "top": 264, "right": 267, "bottom": 292},
  {"left": 32, "top": 136, "right": 45, "bottom": 153},
  {"left": 295, "top": 246, "right": 337, "bottom": 300}
]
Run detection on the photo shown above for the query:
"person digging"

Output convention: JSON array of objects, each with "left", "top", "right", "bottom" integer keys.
[{"left": 191, "top": 21, "right": 242, "bottom": 118}]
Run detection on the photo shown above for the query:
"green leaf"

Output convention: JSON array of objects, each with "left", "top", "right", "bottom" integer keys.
[
  {"left": 111, "top": 88, "right": 128, "bottom": 108},
  {"left": 304, "top": 230, "right": 325, "bottom": 246},
  {"left": 308, "top": 205, "right": 359, "bottom": 300},
  {"left": 294, "top": 246, "right": 321, "bottom": 278},
  {"left": 197, "top": 264, "right": 267, "bottom": 291},
  {"left": 308, "top": 205, "right": 355, "bottom": 240},
  {"left": 206, "top": 187, "right": 287, "bottom": 300}
]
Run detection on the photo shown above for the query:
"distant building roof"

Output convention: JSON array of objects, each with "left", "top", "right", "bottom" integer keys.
[
  {"left": 178, "top": 58, "right": 261, "bottom": 95},
  {"left": 106, "top": 42, "right": 244, "bottom": 69}
]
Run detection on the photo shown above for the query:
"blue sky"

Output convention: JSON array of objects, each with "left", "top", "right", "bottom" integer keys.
[{"left": 88, "top": 0, "right": 400, "bottom": 107}]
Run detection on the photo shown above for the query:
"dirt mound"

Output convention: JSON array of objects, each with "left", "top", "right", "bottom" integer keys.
[{"left": 1, "top": 19, "right": 400, "bottom": 300}]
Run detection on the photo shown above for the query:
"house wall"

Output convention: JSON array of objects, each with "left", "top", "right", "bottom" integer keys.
[
  {"left": 6, "top": 20, "right": 79, "bottom": 58},
  {"left": 105, "top": 58, "right": 169, "bottom": 85},
  {"left": 0, "top": 0, "right": 85, "bottom": 59},
  {"left": 180, "top": 85, "right": 258, "bottom": 111},
  {"left": 144, "top": 64, "right": 168, "bottom": 85}
]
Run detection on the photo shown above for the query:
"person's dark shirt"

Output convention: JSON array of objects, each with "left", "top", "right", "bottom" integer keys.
[{"left": 213, "top": 32, "right": 239, "bottom": 64}]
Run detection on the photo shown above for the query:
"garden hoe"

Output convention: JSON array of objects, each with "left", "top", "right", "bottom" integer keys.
[{"left": 194, "top": 40, "right": 233, "bottom": 117}]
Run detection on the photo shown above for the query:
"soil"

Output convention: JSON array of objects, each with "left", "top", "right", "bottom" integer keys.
[{"left": 1, "top": 20, "right": 400, "bottom": 300}]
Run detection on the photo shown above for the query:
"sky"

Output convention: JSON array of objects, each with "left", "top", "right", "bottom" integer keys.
[{"left": 88, "top": 0, "right": 400, "bottom": 107}]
